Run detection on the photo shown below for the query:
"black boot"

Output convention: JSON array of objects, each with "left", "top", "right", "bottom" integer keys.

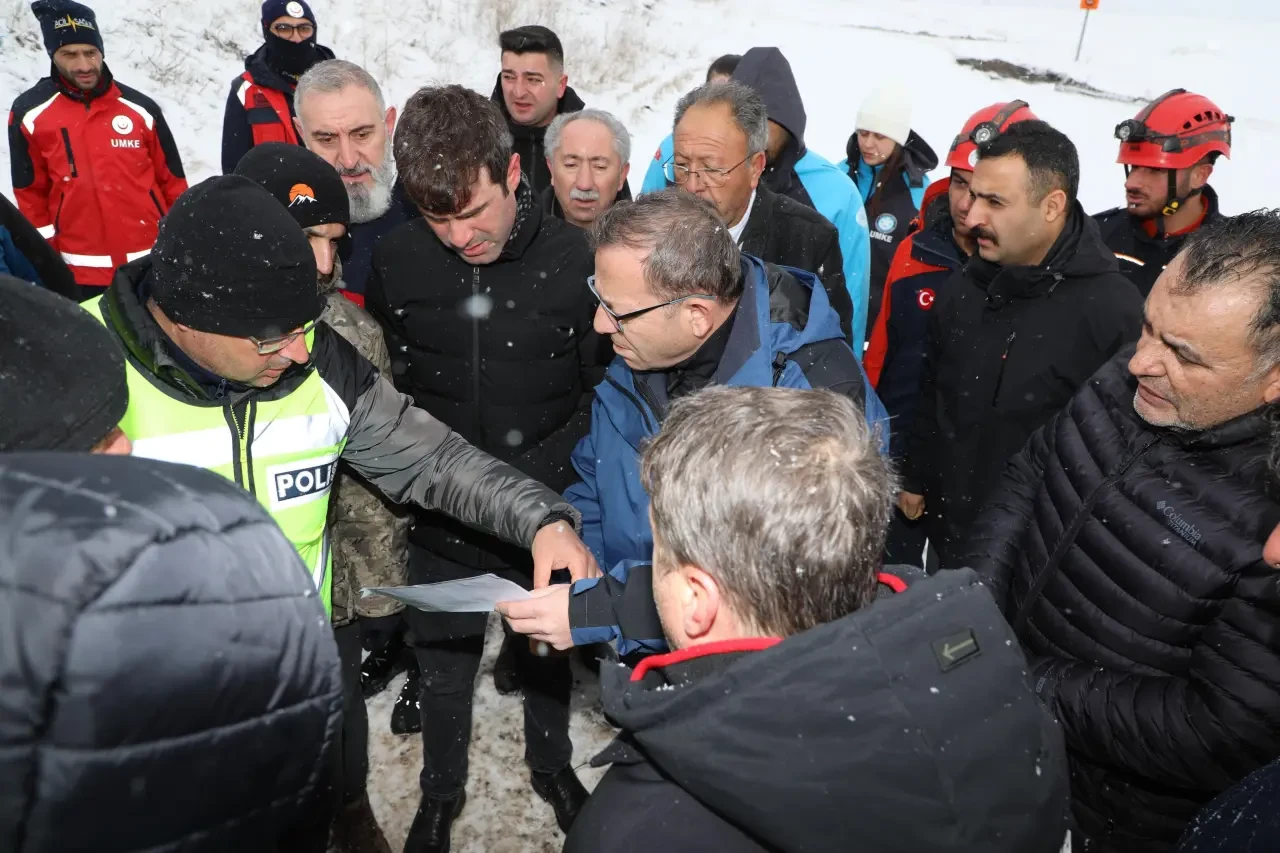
[
  {"left": 530, "top": 766, "right": 589, "bottom": 833},
  {"left": 492, "top": 633, "right": 519, "bottom": 695},
  {"left": 390, "top": 658, "right": 422, "bottom": 735},
  {"left": 329, "top": 794, "right": 392, "bottom": 853},
  {"left": 360, "top": 631, "right": 408, "bottom": 699},
  {"left": 403, "top": 792, "right": 466, "bottom": 853}
]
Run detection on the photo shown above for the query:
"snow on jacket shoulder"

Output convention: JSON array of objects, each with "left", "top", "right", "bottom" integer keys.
[
  {"left": 0, "top": 452, "right": 342, "bottom": 852},
  {"left": 964, "top": 350, "right": 1280, "bottom": 852},
  {"left": 8, "top": 72, "right": 187, "bottom": 289},
  {"left": 564, "top": 255, "right": 888, "bottom": 650}
]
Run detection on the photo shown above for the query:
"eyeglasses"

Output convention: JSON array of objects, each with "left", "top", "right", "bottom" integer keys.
[
  {"left": 249, "top": 319, "right": 318, "bottom": 355},
  {"left": 271, "top": 22, "right": 315, "bottom": 38},
  {"left": 662, "top": 156, "right": 750, "bottom": 189},
  {"left": 587, "top": 276, "right": 715, "bottom": 328}
]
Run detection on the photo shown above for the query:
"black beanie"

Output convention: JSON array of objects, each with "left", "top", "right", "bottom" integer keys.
[
  {"left": 0, "top": 275, "right": 127, "bottom": 451},
  {"left": 150, "top": 176, "right": 321, "bottom": 339},
  {"left": 30, "top": 0, "right": 104, "bottom": 57},
  {"left": 261, "top": 0, "right": 315, "bottom": 27},
  {"left": 234, "top": 143, "right": 350, "bottom": 230}
]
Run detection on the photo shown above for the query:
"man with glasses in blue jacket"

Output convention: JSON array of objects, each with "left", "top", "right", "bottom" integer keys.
[{"left": 498, "top": 188, "right": 888, "bottom": 657}]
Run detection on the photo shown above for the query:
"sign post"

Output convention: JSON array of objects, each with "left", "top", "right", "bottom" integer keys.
[{"left": 1076, "top": 0, "right": 1099, "bottom": 62}]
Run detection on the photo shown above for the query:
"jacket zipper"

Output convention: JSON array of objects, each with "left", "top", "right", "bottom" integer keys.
[
  {"left": 604, "top": 374, "right": 656, "bottom": 434},
  {"left": 1011, "top": 433, "right": 1163, "bottom": 636},
  {"left": 633, "top": 375, "right": 668, "bottom": 422},
  {"left": 224, "top": 400, "right": 254, "bottom": 491},
  {"left": 149, "top": 189, "right": 164, "bottom": 217},
  {"left": 471, "top": 266, "right": 482, "bottom": 432},
  {"left": 60, "top": 128, "right": 78, "bottom": 178},
  {"left": 990, "top": 331, "right": 1018, "bottom": 406}
]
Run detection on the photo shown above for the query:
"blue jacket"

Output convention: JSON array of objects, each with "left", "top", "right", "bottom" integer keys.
[
  {"left": 564, "top": 254, "right": 889, "bottom": 651},
  {"left": 0, "top": 226, "right": 42, "bottom": 285},
  {"left": 642, "top": 138, "right": 871, "bottom": 352}
]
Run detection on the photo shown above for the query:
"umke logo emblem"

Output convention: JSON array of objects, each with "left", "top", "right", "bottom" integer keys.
[{"left": 288, "top": 183, "right": 318, "bottom": 206}]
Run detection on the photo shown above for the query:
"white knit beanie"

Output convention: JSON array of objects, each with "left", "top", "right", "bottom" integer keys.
[{"left": 856, "top": 84, "right": 914, "bottom": 148}]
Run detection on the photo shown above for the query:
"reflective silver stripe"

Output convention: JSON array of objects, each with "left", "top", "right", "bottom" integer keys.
[
  {"left": 131, "top": 427, "right": 238, "bottom": 468},
  {"left": 116, "top": 96, "right": 154, "bottom": 131},
  {"left": 236, "top": 79, "right": 253, "bottom": 108},
  {"left": 37, "top": 224, "right": 56, "bottom": 239},
  {"left": 252, "top": 412, "right": 348, "bottom": 460},
  {"left": 22, "top": 92, "right": 59, "bottom": 134},
  {"left": 125, "top": 249, "right": 150, "bottom": 262},
  {"left": 61, "top": 252, "right": 114, "bottom": 268}
]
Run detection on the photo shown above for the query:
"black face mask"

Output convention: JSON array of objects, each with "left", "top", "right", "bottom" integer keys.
[{"left": 263, "top": 32, "right": 321, "bottom": 78}]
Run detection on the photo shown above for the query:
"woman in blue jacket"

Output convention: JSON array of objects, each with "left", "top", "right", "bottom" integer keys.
[{"left": 840, "top": 85, "right": 937, "bottom": 329}]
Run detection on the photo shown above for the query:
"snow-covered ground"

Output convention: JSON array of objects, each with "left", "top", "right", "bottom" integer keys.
[
  {"left": 365, "top": 615, "right": 614, "bottom": 852},
  {"left": 4, "top": 1, "right": 1278, "bottom": 850}
]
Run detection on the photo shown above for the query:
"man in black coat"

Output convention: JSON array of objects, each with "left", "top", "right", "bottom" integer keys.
[
  {"left": 965, "top": 209, "right": 1280, "bottom": 852},
  {"left": 0, "top": 453, "right": 343, "bottom": 853},
  {"left": 563, "top": 385, "right": 1071, "bottom": 853},
  {"left": 1093, "top": 89, "right": 1232, "bottom": 298},
  {"left": 366, "top": 84, "right": 601, "bottom": 853},
  {"left": 666, "top": 79, "right": 852, "bottom": 339},
  {"left": 491, "top": 25, "right": 582, "bottom": 196},
  {"left": 900, "top": 121, "right": 1142, "bottom": 566}
]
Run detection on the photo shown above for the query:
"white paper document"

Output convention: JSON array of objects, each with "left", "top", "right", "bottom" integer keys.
[{"left": 361, "top": 574, "right": 533, "bottom": 613}]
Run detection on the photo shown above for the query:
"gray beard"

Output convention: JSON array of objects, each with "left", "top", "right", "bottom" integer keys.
[{"left": 347, "top": 155, "right": 397, "bottom": 224}]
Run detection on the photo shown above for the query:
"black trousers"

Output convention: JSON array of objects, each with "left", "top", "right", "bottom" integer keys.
[
  {"left": 334, "top": 622, "right": 370, "bottom": 806},
  {"left": 402, "top": 545, "right": 573, "bottom": 798}
]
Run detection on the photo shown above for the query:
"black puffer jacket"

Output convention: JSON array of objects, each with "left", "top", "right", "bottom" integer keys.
[
  {"left": 566, "top": 568, "right": 1070, "bottom": 853},
  {"left": 902, "top": 205, "right": 1142, "bottom": 564},
  {"left": 739, "top": 184, "right": 852, "bottom": 340},
  {"left": 366, "top": 184, "right": 603, "bottom": 570},
  {"left": 0, "top": 453, "right": 343, "bottom": 853},
  {"left": 966, "top": 351, "right": 1280, "bottom": 853},
  {"left": 1093, "top": 185, "right": 1224, "bottom": 298}
]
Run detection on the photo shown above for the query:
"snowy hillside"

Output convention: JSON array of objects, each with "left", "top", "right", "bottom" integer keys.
[{"left": 3, "top": 0, "right": 1279, "bottom": 215}]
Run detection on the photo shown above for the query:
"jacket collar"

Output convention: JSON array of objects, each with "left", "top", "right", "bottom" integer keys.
[
  {"left": 965, "top": 202, "right": 1118, "bottom": 306},
  {"left": 53, "top": 61, "right": 114, "bottom": 104},
  {"left": 489, "top": 75, "right": 586, "bottom": 139},
  {"left": 498, "top": 179, "right": 541, "bottom": 260}
]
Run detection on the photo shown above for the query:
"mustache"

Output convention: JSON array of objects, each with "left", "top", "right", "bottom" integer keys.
[
  {"left": 338, "top": 163, "right": 373, "bottom": 178},
  {"left": 971, "top": 225, "right": 997, "bottom": 244},
  {"left": 569, "top": 188, "right": 600, "bottom": 202}
]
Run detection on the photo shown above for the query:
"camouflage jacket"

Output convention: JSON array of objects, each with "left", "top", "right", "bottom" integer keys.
[{"left": 322, "top": 272, "right": 411, "bottom": 626}]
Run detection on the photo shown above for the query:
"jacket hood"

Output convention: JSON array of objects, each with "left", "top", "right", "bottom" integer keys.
[
  {"left": 845, "top": 128, "right": 939, "bottom": 184},
  {"left": 733, "top": 47, "right": 806, "bottom": 145},
  {"left": 967, "top": 202, "right": 1120, "bottom": 303},
  {"left": 489, "top": 74, "right": 586, "bottom": 136},
  {"left": 595, "top": 568, "right": 1070, "bottom": 853},
  {"left": 0, "top": 452, "right": 342, "bottom": 850}
]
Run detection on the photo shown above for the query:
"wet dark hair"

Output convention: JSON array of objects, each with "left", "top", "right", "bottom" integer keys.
[
  {"left": 1174, "top": 209, "right": 1280, "bottom": 371},
  {"left": 706, "top": 54, "right": 741, "bottom": 81},
  {"left": 394, "top": 85, "right": 513, "bottom": 217},
  {"left": 977, "top": 119, "right": 1080, "bottom": 204},
  {"left": 499, "top": 25, "right": 564, "bottom": 67}
]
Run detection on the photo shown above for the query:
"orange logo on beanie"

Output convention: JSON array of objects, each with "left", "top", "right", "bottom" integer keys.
[{"left": 288, "top": 183, "right": 318, "bottom": 206}]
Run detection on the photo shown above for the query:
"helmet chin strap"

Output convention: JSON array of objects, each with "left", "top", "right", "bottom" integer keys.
[{"left": 1160, "top": 168, "right": 1202, "bottom": 219}]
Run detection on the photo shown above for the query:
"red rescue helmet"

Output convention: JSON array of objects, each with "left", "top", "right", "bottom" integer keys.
[
  {"left": 1115, "top": 89, "right": 1233, "bottom": 170},
  {"left": 946, "top": 100, "right": 1039, "bottom": 171}
]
